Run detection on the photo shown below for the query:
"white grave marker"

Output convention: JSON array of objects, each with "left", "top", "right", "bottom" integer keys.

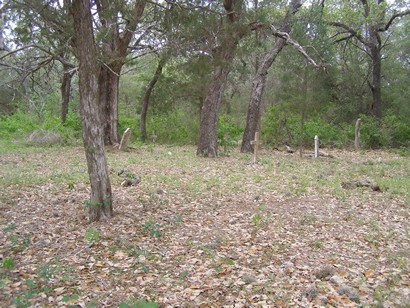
[
  {"left": 250, "top": 132, "right": 262, "bottom": 164},
  {"left": 119, "top": 128, "right": 131, "bottom": 151},
  {"left": 314, "top": 135, "right": 319, "bottom": 158}
]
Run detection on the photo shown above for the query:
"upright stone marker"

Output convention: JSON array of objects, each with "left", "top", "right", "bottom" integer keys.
[
  {"left": 355, "top": 118, "right": 361, "bottom": 150},
  {"left": 314, "top": 135, "right": 319, "bottom": 158},
  {"left": 119, "top": 128, "right": 131, "bottom": 151},
  {"left": 250, "top": 132, "right": 262, "bottom": 164}
]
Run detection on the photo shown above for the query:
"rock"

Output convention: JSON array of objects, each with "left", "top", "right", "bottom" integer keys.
[
  {"left": 336, "top": 286, "right": 360, "bottom": 303},
  {"left": 314, "top": 265, "right": 335, "bottom": 280},
  {"left": 241, "top": 274, "right": 257, "bottom": 284},
  {"left": 303, "top": 284, "right": 318, "bottom": 301}
]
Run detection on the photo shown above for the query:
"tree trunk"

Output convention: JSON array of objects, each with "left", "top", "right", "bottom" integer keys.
[
  {"left": 241, "top": 0, "right": 301, "bottom": 153},
  {"left": 241, "top": 40, "right": 287, "bottom": 152},
  {"left": 140, "top": 58, "right": 165, "bottom": 142},
  {"left": 99, "top": 64, "right": 121, "bottom": 145},
  {"left": 60, "top": 64, "right": 74, "bottom": 124},
  {"left": 196, "top": 0, "right": 245, "bottom": 157},
  {"left": 197, "top": 65, "right": 231, "bottom": 157},
  {"left": 94, "top": 0, "right": 146, "bottom": 146},
  {"left": 71, "top": 0, "right": 113, "bottom": 222},
  {"left": 370, "top": 44, "right": 382, "bottom": 118}
]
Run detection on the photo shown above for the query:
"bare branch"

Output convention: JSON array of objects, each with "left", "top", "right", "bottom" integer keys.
[
  {"left": 381, "top": 9, "right": 410, "bottom": 32},
  {"left": 271, "top": 26, "right": 323, "bottom": 69},
  {"left": 328, "top": 21, "right": 367, "bottom": 45}
]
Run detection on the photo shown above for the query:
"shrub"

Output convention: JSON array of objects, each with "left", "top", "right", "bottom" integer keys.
[
  {"left": 119, "top": 116, "right": 140, "bottom": 141},
  {"left": 218, "top": 114, "right": 243, "bottom": 147},
  {"left": 303, "top": 117, "right": 348, "bottom": 148},
  {"left": 262, "top": 104, "right": 300, "bottom": 147},
  {"left": 148, "top": 110, "right": 198, "bottom": 144},
  {"left": 0, "top": 111, "right": 38, "bottom": 138}
]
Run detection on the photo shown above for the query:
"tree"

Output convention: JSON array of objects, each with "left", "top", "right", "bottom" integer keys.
[
  {"left": 70, "top": 0, "right": 112, "bottom": 222},
  {"left": 140, "top": 56, "right": 166, "bottom": 141},
  {"left": 241, "top": 0, "right": 302, "bottom": 152},
  {"left": 328, "top": 0, "right": 410, "bottom": 118},
  {"left": 197, "top": 0, "right": 248, "bottom": 157},
  {"left": 94, "top": 0, "right": 146, "bottom": 145}
]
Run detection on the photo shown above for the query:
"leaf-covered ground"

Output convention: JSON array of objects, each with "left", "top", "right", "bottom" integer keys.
[{"left": 0, "top": 145, "right": 409, "bottom": 307}]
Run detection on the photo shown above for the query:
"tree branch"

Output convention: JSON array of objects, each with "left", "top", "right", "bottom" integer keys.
[
  {"left": 381, "top": 9, "right": 410, "bottom": 32},
  {"left": 328, "top": 21, "right": 367, "bottom": 45},
  {"left": 271, "top": 26, "right": 323, "bottom": 69}
]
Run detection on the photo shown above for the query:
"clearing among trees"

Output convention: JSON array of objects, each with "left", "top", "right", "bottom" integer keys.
[{"left": 0, "top": 145, "right": 409, "bottom": 307}]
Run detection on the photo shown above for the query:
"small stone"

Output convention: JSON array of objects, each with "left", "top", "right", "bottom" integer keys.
[
  {"left": 314, "top": 265, "right": 335, "bottom": 280},
  {"left": 241, "top": 274, "right": 257, "bottom": 284},
  {"left": 337, "top": 286, "right": 360, "bottom": 303},
  {"left": 303, "top": 284, "right": 318, "bottom": 301}
]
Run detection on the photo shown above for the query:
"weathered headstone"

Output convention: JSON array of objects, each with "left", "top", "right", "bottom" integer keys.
[
  {"left": 250, "top": 132, "right": 262, "bottom": 163},
  {"left": 355, "top": 118, "right": 361, "bottom": 150},
  {"left": 314, "top": 135, "right": 319, "bottom": 158},
  {"left": 151, "top": 131, "right": 158, "bottom": 143},
  {"left": 119, "top": 128, "right": 131, "bottom": 151}
]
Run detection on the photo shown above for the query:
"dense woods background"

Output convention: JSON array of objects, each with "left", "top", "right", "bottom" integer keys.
[{"left": 0, "top": 0, "right": 409, "bottom": 150}]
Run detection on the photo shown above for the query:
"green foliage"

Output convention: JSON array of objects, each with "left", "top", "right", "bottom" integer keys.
[
  {"left": 119, "top": 116, "right": 140, "bottom": 141},
  {"left": 0, "top": 111, "right": 82, "bottom": 145},
  {"left": 8, "top": 234, "right": 31, "bottom": 252},
  {"left": 119, "top": 298, "right": 158, "bottom": 308},
  {"left": 262, "top": 104, "right": 300, "bottom": 146},
  {"left": 262, "top": 105, "right": 409, "bottom": 149},
  {"left": 0, "top": 112, "right": 37, "bottom": 138},
  {"left": 2, "top": 257, "right": 15, "bottom": 269},
  {"left": 37, "top": 264, "right": 60, "bottom": 281},
  {"left": 143, "top": 217, "right": 162, "bottom": 238},
  {"left": 303, "top": 117, "right": 349, "bottom": 148},
  {"left": 84, "top": 228, "right": 100, "bottom": 242},
  {"left": 149, "top": 110, "right": 197, "bottom": 144},
  {"left": 360, "top": 114, "right": 410, "bottom": 148},
  {"left": 12, "top": 279, "right": 39, "bottom": 308},
  {"left": 218, "top": 114, "right": 243, "bottom": 147}
]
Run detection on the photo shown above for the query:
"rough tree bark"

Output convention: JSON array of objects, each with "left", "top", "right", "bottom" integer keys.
[
  {"left": 99, "top": 64, "right": 121, "bottom": 145},
  {"left": 71, "top": 0, "right": 113, "bottom": 222},
  {"left": 60, "top": 63, "right": 74, "bottom": 124},
  {"left": 241, "top": 0, "right": 301, "bottom": 153},
  {"left": 140, "top": 57, "right": 165, "bottom": 142},
  {"left": 95, "top": 0, "right": 146, "bottom": 145},
  {"left": 197, "top": 0, "right": 245, "bottom": 157}
]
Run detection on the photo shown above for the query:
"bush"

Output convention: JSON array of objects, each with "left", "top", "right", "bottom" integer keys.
[
  {"left": 218, "top": 114, "right": 243, "bottom": 147},
  {"left": 0, "top": 112, "right": 37, "bottom": 138},
  {"left": 148, "top": 110, "right": 198, "bottom": 144},
  {"left": 119, "top": 116, "right": 140, "bottom": 141},
  {"left": 383, "top": 114, "right": 410, "bottom": 147},
  {"left": 303, "top": 117, "right": 349, "bottom": 148},
  {"left": 262, "top": 104, "right": 300, "bottom": 147}
]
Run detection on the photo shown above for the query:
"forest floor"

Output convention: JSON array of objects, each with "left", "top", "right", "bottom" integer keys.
[{"left": 0, "top": 144, "right": 409, "bottom": 307}]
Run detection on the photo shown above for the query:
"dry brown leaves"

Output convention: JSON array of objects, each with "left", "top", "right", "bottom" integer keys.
[{"left": 0, "top": 146, "right": 409, "bottom": 307}]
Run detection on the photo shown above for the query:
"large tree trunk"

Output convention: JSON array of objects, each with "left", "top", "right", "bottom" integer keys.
[
  {"left": 140, "top": 58, "right": 165, "bottom": 142},
  {"left": 197, "top": 41, "right": 239, "bottom": 157},
  {"left": 241, "top": 0, "right": 301, "bottom": 152},
  {"left": 71, "top": 0, "right": 113, "bottom": 222},
  {"left": 60, "top": 64, "right": 74, "bottom": 124},
  {"left": 94, "top": 0, "right": 146, "bottom": 145},
  {"left": 196, "top": 0, "right": 244, "bottom": 157},
  {"left": 197, "top": 64, "right": 232, "bottom": 157},
  {"left": 99, "top": 64, "right": 121, "bottom": 145}
]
